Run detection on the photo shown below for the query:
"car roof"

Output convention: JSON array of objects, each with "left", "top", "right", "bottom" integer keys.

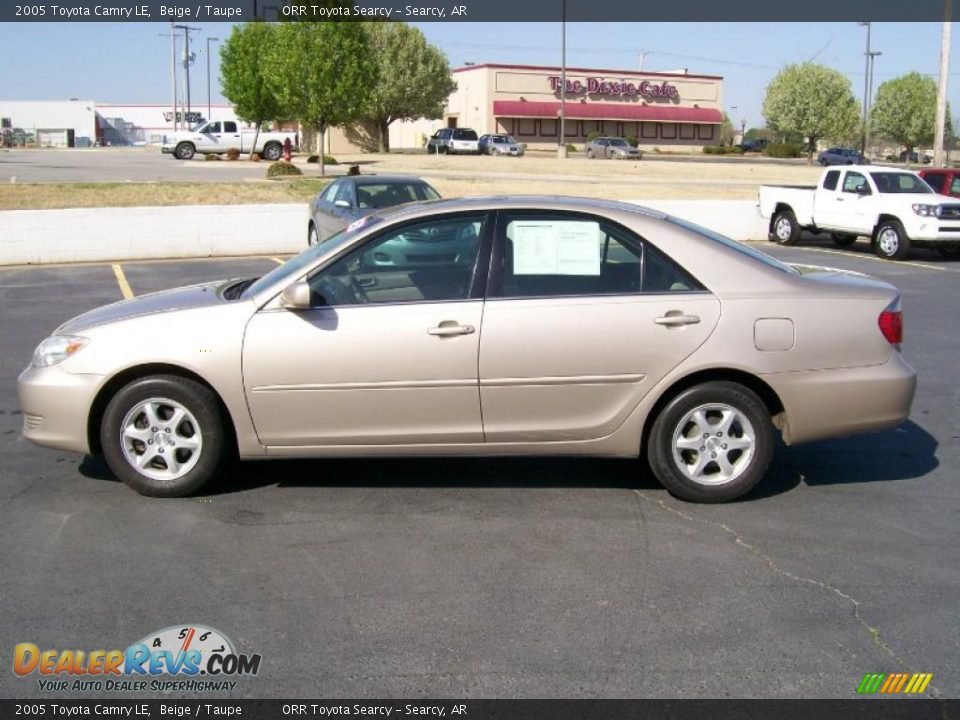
[
  {"left": 349, "top": 174, "right": 431, "bottom": 186},
  {"left": 369, "top": 195, "right": 668, "bottom": 223},
  {"left": 830, "top": 165, "right": 919, "bottom": 174}
]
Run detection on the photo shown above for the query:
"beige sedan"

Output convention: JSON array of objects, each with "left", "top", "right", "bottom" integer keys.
[{"left": 18, "top": 197, "right": 916, "bottom": 502}]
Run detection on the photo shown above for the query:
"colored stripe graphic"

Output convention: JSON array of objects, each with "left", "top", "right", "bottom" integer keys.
[{"left": 857, "top": 672, "right": 933, "bottom": 694}]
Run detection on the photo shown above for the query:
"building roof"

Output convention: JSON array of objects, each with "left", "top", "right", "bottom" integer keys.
[
  {"left": 453, "top": 63, "right": 723, "bottom": 81},
  {"left": 492, "top": 100, "right": 724, "bottom": 124}
]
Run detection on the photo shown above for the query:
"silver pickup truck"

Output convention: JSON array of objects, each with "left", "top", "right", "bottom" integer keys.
[
  {"left": 759, "top": 165, "right": 960, "bottom": 260},
  {"left": 161, "top": 120, "right": 297, "bottom": 161}
]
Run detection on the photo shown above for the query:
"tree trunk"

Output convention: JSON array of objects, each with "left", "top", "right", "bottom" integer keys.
[
  {"left": 318, "top": 125, "right": 326, "bottom": 177},
  {"left": 378, "top": 119, "right": 391, "bottom": 153},
  {"left": 249, "top": 122, "right": 261, "bottom": 161}
]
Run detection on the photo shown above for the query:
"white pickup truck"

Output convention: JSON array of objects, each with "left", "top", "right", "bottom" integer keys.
[
  {"left": 759, "top": 165, "right": 960, "bottom": 260},
  {"left": 161, "top": 120, "right": 297, "bottom": 161}
]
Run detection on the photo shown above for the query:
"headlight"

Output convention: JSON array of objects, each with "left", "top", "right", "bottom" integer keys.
[
  {"left": 31, "top": 335, "right": 89, "bottom": 368},
  {"left": 912, "top": 204, "right": 938, "bottom": 217}
]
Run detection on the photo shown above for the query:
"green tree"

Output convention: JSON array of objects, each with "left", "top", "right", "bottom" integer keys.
[
  {"left": 870, "top": 71, "right": 951, "bottom": 162},
  {"left": 267, "top": 22, "right": 377, "bottom": 175},
  {"left": 360, "top": 22, "right": 456, "bottom": 152},
  {"left": 220, "top": 22, "right": 285, "bottom": 160},
  {"left": 762, "top": 62, "right": 861, "bottom": 163}
]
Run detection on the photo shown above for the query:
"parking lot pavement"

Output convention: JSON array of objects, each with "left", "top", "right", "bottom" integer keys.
[{"left": 0, "top": 250, "right": 957, "bottom": 699}]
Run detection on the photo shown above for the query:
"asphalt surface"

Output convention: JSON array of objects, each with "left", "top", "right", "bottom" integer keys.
[{"left": 0, "top": 241, "right": 957, "bottom": 699}]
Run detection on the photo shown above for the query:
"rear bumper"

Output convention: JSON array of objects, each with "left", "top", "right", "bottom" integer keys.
[
  {"left": 766, "top": 352, "right": 917, "bottom": 445},
  {"left": 17, "top": 365, "right": 104, "bottom": 455}
]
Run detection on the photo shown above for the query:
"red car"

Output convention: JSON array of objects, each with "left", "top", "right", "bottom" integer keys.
[{"left": 918, "top": 169, "right": 960, "bottom": 257}]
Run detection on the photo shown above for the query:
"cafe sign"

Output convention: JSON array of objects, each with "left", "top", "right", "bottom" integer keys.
[{"left": 548, "top": 76, "right": 679, "bottom": 99}]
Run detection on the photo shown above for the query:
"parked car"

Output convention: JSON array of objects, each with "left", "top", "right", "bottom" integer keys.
[
  {"left": 817, "top": 147, "right": 867, "bottom": 166},
  {"left": 918, "top": 168, "right": 960, "bottom": 197},
  {"left": 738, "top": 138, "right": 769, "bottom": 152},
  {"left": 759, "top": 166, "right": 960, "bottom": 259},
  {"left": 426, "top": 128, "right": 480, "bottom": 154},
  {"left": 898, "top": 150, "right": 932, "bottom": 165},
  {"left": 161, "top": 121, "right": 296, "bottom": 161},
  {"left": 18, "top": 197, "right": 915, "bottom": 503},
  {"left": 478, "top": 134, "right": 524, "bottom": 156},
  {"left": 585, "top": 137, "right": 643, "bottom": 160},
  {"left": 307, "top": 175, "right": 440, "bottom": 246}
]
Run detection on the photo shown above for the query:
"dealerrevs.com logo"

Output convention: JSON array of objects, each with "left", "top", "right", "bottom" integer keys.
[{"left": 14, "top": 625, "right": 262, "bottom": 693}]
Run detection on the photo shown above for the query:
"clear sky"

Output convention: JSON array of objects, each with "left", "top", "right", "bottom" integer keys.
[{"left": 1, "top": 21, "right": 957, "bottom": 128}]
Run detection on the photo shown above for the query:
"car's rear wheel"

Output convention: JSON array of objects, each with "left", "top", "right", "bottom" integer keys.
[
  {"left": 101, "top": 375, "right": 229, "bottom": 497},
  {"left": 262, "top": 142, "right": 282, "bottom": 161},
  {"left": 770, "top": 209, "right": 801, "bottom": 245},
  {"left": 938, "top": 246, "right": 960, "bottom": 259},
  {"left": 874, "top": 219, "right": 911, "bottom": 260},
  {"left": 831, "top": 233, "right": 857, "bottom": 248},
  {"left": 647, "top": 382, "right": 774, "bottom": 503},
  {"left": 307, "top": 222, "right": 318, "bottom": 247},
  {"left": 175, "top": 142, "right": 195, "bottom": 160}
]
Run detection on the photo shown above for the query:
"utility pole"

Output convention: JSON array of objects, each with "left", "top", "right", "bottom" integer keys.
[
  {"left": 161, "top": 23, "right": 179, "bottom": 132},
  {"left": 638, "top": 50, "right": 647, "bottom": 72},
  {"left": 934, "top": 0, "right": 953, "bottom": 167},
  {"left": 176, "top": 24, "right": 201, "bottom": 126},
  {"left": 558, "top": 0, "right": 567, "bottom": 159},
  {"left": 206, "top": 36, "right": 220, "bottom": 122},
  {"left": 858, "top": 22, "right": 870, "bottom": 155}
]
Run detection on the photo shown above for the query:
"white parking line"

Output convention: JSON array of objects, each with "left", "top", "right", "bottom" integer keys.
[
  {"left": 270, "top": 257, "right": 286, "bottom": 265},
  {"left": 772, "top": 245, "right": 948, "bottom": 272}
]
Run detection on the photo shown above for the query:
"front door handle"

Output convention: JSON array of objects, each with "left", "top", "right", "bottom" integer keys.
[
  {"left": 428, "top": 322, "right": 475, "bottom": 337},
  {"left": 654, "top": 314, "right": 701, "bottom": 327}
]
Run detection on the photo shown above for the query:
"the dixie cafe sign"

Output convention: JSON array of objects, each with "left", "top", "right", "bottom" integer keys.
[{"left": 549, "top": 76, "right": 679, "bottom": 99}]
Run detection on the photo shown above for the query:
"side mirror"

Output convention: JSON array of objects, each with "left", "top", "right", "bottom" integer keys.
[
  {"left": 280, "top": 280, "right": 312, "bottom": 310},
  {"left": 334, "top": 199, "right": 351, "bottom": 209}
]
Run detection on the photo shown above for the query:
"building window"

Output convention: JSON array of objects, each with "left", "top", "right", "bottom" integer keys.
[
  {"left": 697, "top": 125, "right": 714, "bottom": 141},
  {"left": 641, "top": 122, "right": 658, "bottom": 139},
  {"left": 497, "top": 118, "right": 514, "bottom": 134},
  {"left": 660, "top": 123, "right": 677, "bottom": 139},
  {"left": 517, "top": 119, "right": 537, "bottom": 136},
  {"left": 540, "top": 119, "right": 558, "bottom": 137},
  {"left": 564, "top": 120, "right": 581, "bottom": 138},
  {"left": 679, "top": 123, "right": 696, "bottom": 140},
  {"left": 623, "top": 122, "right": 640, "bottom": 139},
  {"left": 584, "top": 120, "right": 601, "bottom": 136}
]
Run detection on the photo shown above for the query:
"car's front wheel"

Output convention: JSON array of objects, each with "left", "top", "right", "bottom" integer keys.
[
  {"left": 874, "top": 219, "right": 911, "bottom": 260},
  {"left": 647, "top": 382, "right": 774, "bottom": 503},
  {"left": 101, "top": 375, "right": 229, "bottom": 497},
  {"left": 175, "top": 142, "right": 195, "bottom": 160}
]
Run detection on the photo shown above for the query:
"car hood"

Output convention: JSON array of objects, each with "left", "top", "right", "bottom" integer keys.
[{"left": 57, "top": 280, "right": 230, "bottom": 334}]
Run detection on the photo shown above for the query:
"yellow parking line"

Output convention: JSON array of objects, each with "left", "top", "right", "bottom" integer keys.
[
  {"left": 781, "top": 246, "right": 947, "bottom": 272},
  {"left": 111, "top": 263, "right": 134, "bottom": 299},
  {"left": 269, "top": 257, "right": 286, "bottom": 265}
]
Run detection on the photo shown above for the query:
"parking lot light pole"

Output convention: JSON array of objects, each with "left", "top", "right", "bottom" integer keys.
[
  {"left": 934, "top": 0, "right": 953, "bottom": 168},
  {"left": 858, "top": 22, "right": 871, "bottom": 156},
  {"left": 206, "top": 37, "right": 220, "bottom": 123},
  {"left": 558, "top": 0, "right": 567, "bottom": 159}
]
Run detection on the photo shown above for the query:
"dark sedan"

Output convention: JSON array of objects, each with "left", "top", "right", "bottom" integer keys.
[{"left": 308, "top": 175, "right": 441, "bottom": 246}]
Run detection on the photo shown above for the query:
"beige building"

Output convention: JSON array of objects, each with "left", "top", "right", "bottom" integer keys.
[{"left": 378, "top": 62, "right": 725, "bottom": 152}]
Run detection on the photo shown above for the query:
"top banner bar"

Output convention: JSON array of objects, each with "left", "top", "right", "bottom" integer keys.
[{"left": 1, "top": 0, "right": 953, "bottom": 22}]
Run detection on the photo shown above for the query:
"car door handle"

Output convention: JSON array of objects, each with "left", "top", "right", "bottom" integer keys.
[
  {"left": 836, "top": 197, "right": 845, "bottom": 201},
  {"left": 428, "top": 323, "right": 475, "bottom": 337},
  {"left": 654, "top": 314, "right": 701, "bottom": 327}
]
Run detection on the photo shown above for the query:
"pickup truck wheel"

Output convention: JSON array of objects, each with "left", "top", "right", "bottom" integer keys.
[
  {"left": 938, "top": 246, "right": 960, "bottom": 259},
  {"left": 175, "top": 142, "right": 195, "bottom": 160},
  {"left": 262, "top": 143, "right": 282, "bottom": 161},
  {"left": 831, "top": 233, "right": 857, "bottom": 248},
  {"left": 874, "top": 220, "right": 911, "bottom": 261},
  {"left": 770, "top": 209, "right": 801, "bottom": 245}
]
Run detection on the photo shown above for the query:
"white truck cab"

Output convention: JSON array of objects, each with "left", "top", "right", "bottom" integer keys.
[{"left": 759, "top": 165, "right": 960, "bottom": 260}]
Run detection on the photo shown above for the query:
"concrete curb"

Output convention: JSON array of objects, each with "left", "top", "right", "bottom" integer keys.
[{"left": 0, "top": 199, "right": 765, "bottom": 266}]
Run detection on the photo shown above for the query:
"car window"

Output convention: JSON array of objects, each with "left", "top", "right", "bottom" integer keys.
[
  {"left": 204, "top": 122, "right": 221, "bottom": 134},
  {"left": 320, "top": 181, "right": 340, "bottom": 203},
  {"left": 356, "top": 183, "right": 422, "bottom": 210},
  {"left": 823, "top": 171, "right": 840, "bottom": 191},
  {"left": 307, "top": 214, "right": 485, "bottom": 306},
  {"left": 223, "top": 121, "right": 237, "bottom": 133},
  {"left": 334, "top": 181, "right": 355, "bottom": 207},
  {"left": 924, "top": 174, "right": 946, "bottom": 192},
  {"left": 951, "top": 177, "right": 960, "bottom": 196},
  {"left": 453, "top": 129, "right": 478, "bottom": 140},
  {"left": 870, "top": 172, "right": 932, "bottom": 194},
  {"left": 842, "top": 172, "right": 870, "bottom": 194},
  {"left": 497, "top": 213, "right": 703, "bottom": 298}
]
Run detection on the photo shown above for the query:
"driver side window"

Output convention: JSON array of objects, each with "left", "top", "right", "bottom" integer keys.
[
  {"left": 842, "top": 172, "right": 869, "bottom": 194},
  {"left": 307, "top": 214, "right": 485, "bottom": 307},
  {"left": 204, "top": 122, "right": 221, "bottom": 134}
]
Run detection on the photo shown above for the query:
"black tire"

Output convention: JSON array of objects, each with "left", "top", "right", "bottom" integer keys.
[
  {"left": 175, "top": 142, "right": 195, "bottom": 160},
  {"left": 769, "top": 209, "right": 801, "bottom": 245},
  {"left": 831, "top": 233, "right": 857, "bottom": 248},
  {"left": 938, "top": 246, "right": 960, "bottom": 259},
  {"left": 307, "top": 221, "right": 318, "bottom": 247},
  {"left": 262, "top": 142, "right": 282, "bottom": 161},
  {"left": 647, "top": 382, "right": 775, "bottom": 503},
  {"left": 100, "top": 375, "right": 230, "bottom": 498},
  {"left": 586, "top": 149, "right": 595, "bottom": 159},
  {"left": 873, "top": 219, "right": 911, "bottom": 261}
]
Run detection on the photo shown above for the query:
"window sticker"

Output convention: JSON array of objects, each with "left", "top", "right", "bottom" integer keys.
[{"left": 512, "top": 221, "right": 601, "bottom": 276}]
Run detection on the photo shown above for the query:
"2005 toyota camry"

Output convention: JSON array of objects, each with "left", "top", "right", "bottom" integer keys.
[{"left": 18, "top": 197, "right": 917, "bottom": 502}]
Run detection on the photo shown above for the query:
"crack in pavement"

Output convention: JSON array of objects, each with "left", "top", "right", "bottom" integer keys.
[{"left": 632, "top": 490, "right": 942, "bottom": 699}]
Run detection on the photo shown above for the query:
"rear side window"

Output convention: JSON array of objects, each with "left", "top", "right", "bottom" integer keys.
[
  {"left": 223, "top": 121, "right": 238, "bottom": 133},
  {"left": 950, "top": 177, "right": 960, "bottom": 196},
  {"left": 823, "top": 171, "right": 840, "bottom": 191}
]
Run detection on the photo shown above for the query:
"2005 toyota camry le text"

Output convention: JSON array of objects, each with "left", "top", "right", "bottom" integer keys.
[{"left": 17, "top": 197, "right": 917, "bottom": 503}]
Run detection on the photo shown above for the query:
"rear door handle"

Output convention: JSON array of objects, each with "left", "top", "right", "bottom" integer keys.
[
  {"left": 428, "top": 323, "right": 475, "bottom": 337},
  {"left": 654, "top": 314, "right": 701, "bottom": 327}
]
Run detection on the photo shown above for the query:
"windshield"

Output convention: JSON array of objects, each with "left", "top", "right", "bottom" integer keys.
[
  {"left": 608, "top": 139, "right": 628, "bottom": 146},
  {"left": 668, "top": 217, "right": 800, "bottom": 275},
  {"left": 870, "top": 172, "right": 932, "bottom": 194},
  {"left": 242, "top": 217, "right": 382, "bottom": 299}
]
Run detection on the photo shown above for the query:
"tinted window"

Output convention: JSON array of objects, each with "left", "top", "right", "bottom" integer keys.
[
  {"left": 950, "top": 177, "right": 960, "bottom": 196},
  {"left": 453, "top": 129, "right": 478, "bottom": 140},
  {"left": 356, "top": 183, "right": 430, "bottom": 209},
  {"left": 924, "top": 174, "right": 946, "bottom": 192},
  {"left": 204, "top": 122, "right": 221, "bottom": 134},
  {"left": 842, "top": 172, "right": 870, "bottom": 194},
  {"left": 308, "top": 215, "right": 485, "bottom": 306},
  {"left": 823, "top": 170, "right": 840, "bottom": 191},
  {"left": 223, "top": 121, "right": 238, "bottom": 133},
  {"left": 497, "top": 213, "right": 703, "bottom": 298},
  {"left": 870, "top": 172, "right": 932, "bottom": 194}
]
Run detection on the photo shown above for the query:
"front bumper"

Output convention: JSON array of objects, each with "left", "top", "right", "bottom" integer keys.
[
  {"left": 767, "top": 351, "right": 917, "bottom": 445},
  {"left": 17, "top": 365, "right": 105, "bottom": 454},
  {"left": 905, "top": 218, "right": 960, "bottom": 243}
]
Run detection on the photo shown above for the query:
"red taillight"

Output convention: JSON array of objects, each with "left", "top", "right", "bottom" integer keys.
[{"left": 878, "top": 308, "right": 903, "bottom": 345}]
